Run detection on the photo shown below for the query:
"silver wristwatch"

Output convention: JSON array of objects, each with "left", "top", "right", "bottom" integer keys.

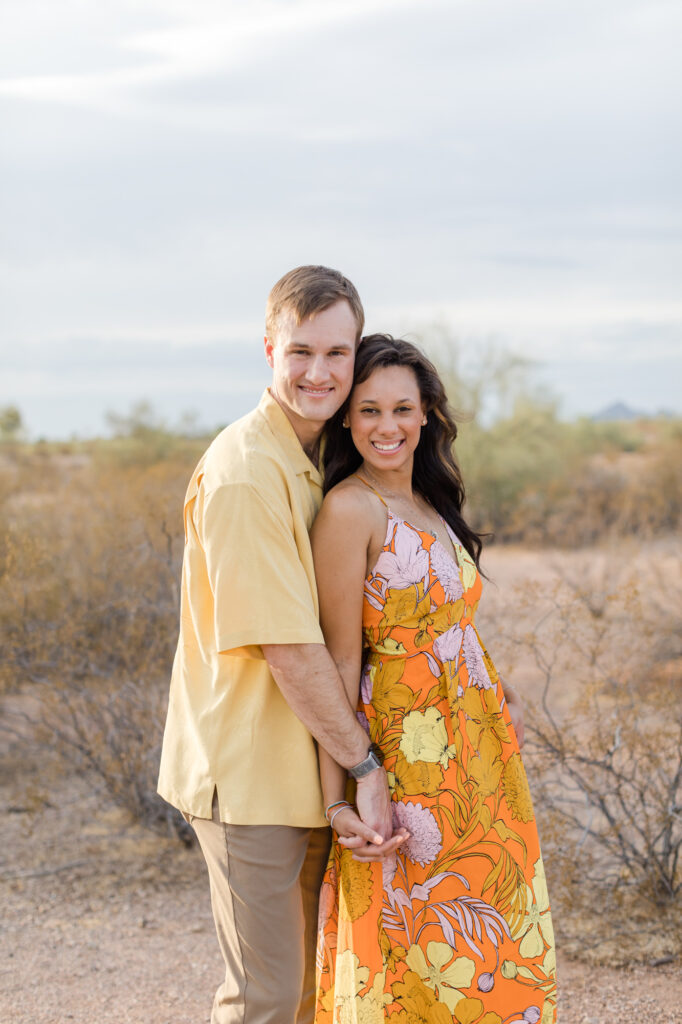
[{"left": 348, "top": 744, "right": 384, "bottom": 780}]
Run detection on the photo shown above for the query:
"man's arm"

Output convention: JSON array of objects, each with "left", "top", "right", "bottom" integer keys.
[
  {"left": 262, "top": 642, "right": 394, "bottom": 847},
  {"left": 261, "top": 642, "right": 368, "bottom": 768}
]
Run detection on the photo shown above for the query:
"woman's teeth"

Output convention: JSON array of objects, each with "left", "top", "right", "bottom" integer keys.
[{"left": 372, "top": 440, "right": 403, "bottom": 451}]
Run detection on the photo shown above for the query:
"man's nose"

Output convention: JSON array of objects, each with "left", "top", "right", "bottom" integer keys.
[{"left": 306, "top": 356, "right": 329, "bottom": 383}]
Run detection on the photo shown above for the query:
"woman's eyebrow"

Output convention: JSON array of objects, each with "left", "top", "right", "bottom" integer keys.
[{"left": 357, "top": 396, "right": 415, "bottom": 404}]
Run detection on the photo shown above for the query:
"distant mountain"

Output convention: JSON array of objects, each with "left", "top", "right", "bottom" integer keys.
[{"left": 591, "top": 401, "right": 643, "bottom": 422}]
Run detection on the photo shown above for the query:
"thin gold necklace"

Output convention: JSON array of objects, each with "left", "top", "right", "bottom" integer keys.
[{"left": 357, "top": 468, "right": 444, "bottom": 541}]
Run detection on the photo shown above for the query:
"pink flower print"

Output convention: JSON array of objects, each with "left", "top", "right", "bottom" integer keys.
[
  {"left": 463, "top": 623, "right": 493, "bottom": 689},
  {"left": 363, "top": 580, "right": 384, "bottom": 611},
  {"left": 374, "top": 519, "right": 429, "bottom": 590},
  {"left": 357, "top": 710, "right": 370, "bottom": 735},
  {"left": 430, "top": 539, "right": 464, "bottom": 603},
  {"left": 433, "top": 624, "right": 464, "bottom": 666},
  {"left": 382, "top": 855, "right": 397, "bottom": 888},
  {"left": 392, "top": 801, "right": 443, "bottom": 867}
]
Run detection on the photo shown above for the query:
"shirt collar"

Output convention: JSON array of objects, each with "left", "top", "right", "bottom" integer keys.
[{"left": 257, "top": 389, "right": 323, "bottom": 487}]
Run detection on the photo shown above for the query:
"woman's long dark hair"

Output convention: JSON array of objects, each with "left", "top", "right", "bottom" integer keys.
[{"left": 323, "top": 334, "right": 485, "bottom": 568}]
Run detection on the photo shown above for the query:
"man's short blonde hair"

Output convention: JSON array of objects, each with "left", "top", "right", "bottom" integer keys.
[{"left": 265, "top": 265, "right": 364, "bottom": 343}]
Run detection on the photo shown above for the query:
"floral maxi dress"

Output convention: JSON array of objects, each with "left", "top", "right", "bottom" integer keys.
[{"left": 315, "top": 505, "right": 557, "bottom": 1024}]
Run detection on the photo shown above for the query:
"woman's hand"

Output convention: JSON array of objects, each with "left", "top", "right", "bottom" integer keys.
[{"left": 331, "top": 806, "right": 409, "bottom": 862}]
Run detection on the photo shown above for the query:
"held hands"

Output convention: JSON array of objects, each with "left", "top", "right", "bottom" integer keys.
[
  {"left": 327, "top": 767, "right": 409, "bottom": 862},
  {"left": 331, "top": 804, "right": 409, "bottom": 862}
]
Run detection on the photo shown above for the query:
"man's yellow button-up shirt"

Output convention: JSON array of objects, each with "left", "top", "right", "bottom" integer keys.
[{"left": 158, "top": 389, "right": 328, "bottom": 827}]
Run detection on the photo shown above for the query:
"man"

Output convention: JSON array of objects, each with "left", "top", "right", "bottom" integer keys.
[{"left": 158, "top": 266, "right": 401, "bottom": 1024}]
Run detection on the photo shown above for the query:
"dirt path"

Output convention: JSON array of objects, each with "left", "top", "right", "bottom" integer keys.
[{"left": 2, "top": 768, "right": 681, "bottom": 1024}]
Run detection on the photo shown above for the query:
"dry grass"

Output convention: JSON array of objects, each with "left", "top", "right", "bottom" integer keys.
[{"left": 1, "top": 424, "right": 680, "bottom": 962}]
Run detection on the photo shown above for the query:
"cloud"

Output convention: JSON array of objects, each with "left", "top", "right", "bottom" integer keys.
[{"left": 1, "top": 0, "right": 680, "bottom": 435}]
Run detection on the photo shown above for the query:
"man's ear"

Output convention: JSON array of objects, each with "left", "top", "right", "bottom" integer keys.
[{"left": 264, "top": 335, "right": 275, "bottom": 368}]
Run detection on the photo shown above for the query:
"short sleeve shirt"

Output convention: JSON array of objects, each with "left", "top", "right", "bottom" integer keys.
[{"left": 157, "top": 389, "right": 328, "bottom": 826}]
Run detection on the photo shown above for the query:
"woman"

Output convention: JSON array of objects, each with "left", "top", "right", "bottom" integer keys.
[{"left": 311, "top": 336, "right": 556, "bottom": 1024}]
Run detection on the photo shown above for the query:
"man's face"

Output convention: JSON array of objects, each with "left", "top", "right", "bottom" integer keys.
[{"left": 264, "top": 300, "right": 357, "bottom": 435}]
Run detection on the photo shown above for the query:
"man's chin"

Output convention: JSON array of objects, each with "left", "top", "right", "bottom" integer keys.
[{"left": 297, "top": 394, "right": 344, "bottom": 423}]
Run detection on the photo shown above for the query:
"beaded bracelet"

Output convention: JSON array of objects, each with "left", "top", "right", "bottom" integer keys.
[
  {"left": 329, "top": 803, "right": 352, "bottom": 831},
  {"left": 325, "top": 799, "right": 349, "bottom": 821}
]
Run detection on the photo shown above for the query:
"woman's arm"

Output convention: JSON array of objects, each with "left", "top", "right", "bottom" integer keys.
[
  {"left": 311, "top": 486, "right": 408, "bottom": 858},
  {"left": 311, "top": 485, "right": 372, "bottom": 807}
]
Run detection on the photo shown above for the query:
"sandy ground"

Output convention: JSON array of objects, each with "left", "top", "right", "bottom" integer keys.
[
  {"left": 2, "top": 539, "right": 681, "bottom": 1023},
  {"left": 2, "top": 757, "right": 681, "bottom": 1023}
]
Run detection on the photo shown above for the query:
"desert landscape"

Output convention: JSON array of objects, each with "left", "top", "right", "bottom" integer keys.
[{"left": 1, "top": 404, "right": 680, "bottom": 1023}]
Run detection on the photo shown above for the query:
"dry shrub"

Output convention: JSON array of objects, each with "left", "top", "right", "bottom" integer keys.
[
  {"left": 493, "top": 555, "right": 682, "bottom": 963},
  {"left": 0, "top": 445, "right": 200, "bottom": 839},
  {"left": 458, "top": 414, "right": 682, "bottom": 546},
  {"left": 427, "top": 332, "right": 682, "bottom": 546}
]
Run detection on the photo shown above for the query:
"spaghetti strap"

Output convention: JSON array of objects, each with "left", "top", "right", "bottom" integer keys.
[{"left": 354, "top": 473, "right": 388, "bottom": 508}]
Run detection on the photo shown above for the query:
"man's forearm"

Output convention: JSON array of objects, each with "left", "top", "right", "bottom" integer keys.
[{"left": 262, "top": 642, "right": 370, "bottom": 768}]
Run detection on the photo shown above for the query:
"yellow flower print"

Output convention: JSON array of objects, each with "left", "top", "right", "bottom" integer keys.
[
  {"left": 406, "top": 942, "right": 475, "bottom": 1011},
  {"left": 369, "top": 657, "right": 413, "bottom": 719},
  {"left": 468, "top": 749, "right": 504, "bottom": 798},
  {"left": 354, "top": 971, "right": 390, "bottom": 1024},
  {"left": 540, "top": 944, "right": 556, "bottom": 979},
  {"left": 379, "top": 927, "right": 406, "bottom": 973},
  {"left": 502, "top": 752, "right": 535, "bottom": 823},
  {"left": 330, "top": 950, "right": 371, "bottom": 1024},
  {"left": 541, "top": 1000, "right": 556, "bottom": 1024},
  {"left": 392, "top": 750, "right": 444, "bottom": 799},
  {"left": 518, "top": 858, "right": 554, "bottom": 958},
  {"left": 451, "top": 996, "right": 503, "bottom": 1024},
  {"left": 455, "top": 544, "right": 478, "bottom": 591},
  {"left": 463, "top": 688, "right": 510, "bottom": 752},
  {"left": 339, "top": 849, "right": 374, "bottom": 922},
  {"left": 400, "top": 707, "right": 457, "bottom": 767},
  {"left": 391, "top": 969, "right": 452, "bottom": 1024}
]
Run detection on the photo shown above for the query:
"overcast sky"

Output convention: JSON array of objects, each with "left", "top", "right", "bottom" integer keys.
[{"left": 2, "top": 0, "right": 681, "bottom": 437}]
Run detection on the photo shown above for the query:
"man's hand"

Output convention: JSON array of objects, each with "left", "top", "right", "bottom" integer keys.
[
  {"left": 355, "top": 766, "right": 393, "bottom": 842},
  {"left": 501, "top": 678, "right": 525, "bottom": 749},
  {"left": 331, "top": 806, "right": 409, "bottom": 862}
]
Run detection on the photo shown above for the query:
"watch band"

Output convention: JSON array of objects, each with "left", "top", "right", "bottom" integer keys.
[{"left": 348, "top": 744, "right": 383, "bottom": 780}]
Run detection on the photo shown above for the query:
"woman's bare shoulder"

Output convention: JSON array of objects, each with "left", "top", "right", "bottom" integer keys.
[{"left": 319, "top": 477, "right": 384, "bottom": 523}]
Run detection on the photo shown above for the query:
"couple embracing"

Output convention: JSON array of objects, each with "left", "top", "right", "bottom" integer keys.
[{"left": 158, "top": 266, "right": 557, "bottom": 1024}]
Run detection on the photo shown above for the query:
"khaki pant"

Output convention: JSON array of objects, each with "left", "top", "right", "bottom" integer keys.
[{"left": 189, "top": 798, "right": 331, "bottom": 1024}]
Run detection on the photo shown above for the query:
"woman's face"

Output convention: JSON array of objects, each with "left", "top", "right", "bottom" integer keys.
[{"left": 347, "top": 364, "right": 425, "bottom": 474}]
